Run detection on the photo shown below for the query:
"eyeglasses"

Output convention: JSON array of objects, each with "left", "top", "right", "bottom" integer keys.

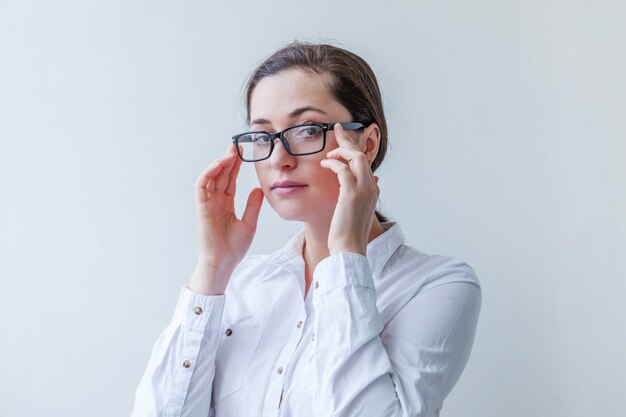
[{"left": 231, "top": 122, "right": 365, "bottom": 162}]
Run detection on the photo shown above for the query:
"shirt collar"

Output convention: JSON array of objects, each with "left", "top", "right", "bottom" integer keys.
[
  {"left": 268, "top": 221, "right": 405, "bottom": 280},
  {"left": 366, "top": 221, "right": 406, "bottom": 278}
]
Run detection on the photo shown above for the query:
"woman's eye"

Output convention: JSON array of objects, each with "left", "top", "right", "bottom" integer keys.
[
  {"left": 294, "top": 127, "right": 321, "bottom": 138},
  {"left": 254, "top": 135, "right": 271, "bottom": 145}
]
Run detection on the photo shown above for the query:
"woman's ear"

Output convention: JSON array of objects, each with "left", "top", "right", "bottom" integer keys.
[{"left": 361, "top": 123, "right": 381, "bottom": 165}]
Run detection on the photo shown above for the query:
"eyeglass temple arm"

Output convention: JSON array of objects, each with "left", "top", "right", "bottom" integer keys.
[{"left": 327, "top": 122, "right": 365, "bottom": 130}]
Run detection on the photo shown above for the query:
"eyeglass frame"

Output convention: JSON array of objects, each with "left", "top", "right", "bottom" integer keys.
[{"left": 231, "top": 122, "right": 366, "bottom": 162}]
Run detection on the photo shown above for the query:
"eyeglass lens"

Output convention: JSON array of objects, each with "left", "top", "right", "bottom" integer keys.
[{"left": 236, "top": 124, "right": 325, "bottom": 161}]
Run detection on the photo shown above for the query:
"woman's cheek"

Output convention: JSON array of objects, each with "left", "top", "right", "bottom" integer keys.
[{"left": 314, "top": 178, "right": 341, "bottom": 203}]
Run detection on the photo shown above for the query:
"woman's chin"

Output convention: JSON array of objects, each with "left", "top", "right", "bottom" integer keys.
[
  {"left": 274, "top": 207, "right": 309, "bottom": 222},
  {"left": 265, "top": 199, "right": 311, "bottom": 222},
  {"left": 271, "top": 203, "right": 335, "bottom": 225},
  {"left": 266, "top": 192, "right": 336, "bottom": 223}
]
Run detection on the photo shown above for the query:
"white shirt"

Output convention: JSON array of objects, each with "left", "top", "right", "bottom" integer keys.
[{"left": 131, "top": 221, "right": 482, "bottom": 417}]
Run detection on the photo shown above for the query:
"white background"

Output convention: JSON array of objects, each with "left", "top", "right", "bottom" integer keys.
[{"left": 1, "top": 1, "right": 625, "bottom": 416}]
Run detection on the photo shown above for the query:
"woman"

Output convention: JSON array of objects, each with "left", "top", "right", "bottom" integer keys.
[{"left": 131, "top": 42, "right": 482, "bottom": 417}]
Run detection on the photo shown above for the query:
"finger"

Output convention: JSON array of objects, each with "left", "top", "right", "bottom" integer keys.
[
  {"left": 194, "top": 161, "right": 224, "bottom": 203},
  {"left": 215, "top": 145, "right": 238, "bottom": 193},
  {"left": 333, "top": 123, "right": 361, "bottom": 150},
  {"left": 241, "top": 187, "right": 264, "bottom": 229},
  {"left": 225, "top": 144, "right": 243, "bottom": 197},
  {"left": 194, "top": 145, "right": 238, "bottom": 201},
  {"left": 325, "top": 147, "right": 372, "bottom": 184},
  {"left": 326, "top": 146, "right": 364, "bottom": 162},
  {"left": 332, "top": 123, "right": 375, "bottom": 181},
  {"left": 195, "top": 146, "right": 237, "bottom": 188},
  {"left": 320, "top": 158, "right": 357, "bottom": 188}
]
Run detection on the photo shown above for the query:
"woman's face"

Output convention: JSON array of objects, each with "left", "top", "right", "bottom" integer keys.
[{"left": 249, "top": 69, "right": 358, "bottom": 223}]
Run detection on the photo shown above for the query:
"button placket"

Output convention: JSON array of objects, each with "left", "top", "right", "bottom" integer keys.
[{"left": 269, "top": 313, "right": 304, "bottom": 411}]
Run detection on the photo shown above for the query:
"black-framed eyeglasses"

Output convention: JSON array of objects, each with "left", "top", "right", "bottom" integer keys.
[{"left": 231, "top": 122, "right": 365, "bottom": 162}]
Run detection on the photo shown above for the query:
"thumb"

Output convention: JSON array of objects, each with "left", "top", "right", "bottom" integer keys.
[{"left": 241, "top": 187, "right": 264, "bottom": 229}]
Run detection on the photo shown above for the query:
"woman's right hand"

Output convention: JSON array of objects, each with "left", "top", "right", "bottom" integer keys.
[{"left": 189, "top": 143, "right": 265, "bottom": 295}]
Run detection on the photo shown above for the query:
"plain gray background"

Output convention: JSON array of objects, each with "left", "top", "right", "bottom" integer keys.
[{"left": 1, "top": 1, "right": 625, "bottom": 416}]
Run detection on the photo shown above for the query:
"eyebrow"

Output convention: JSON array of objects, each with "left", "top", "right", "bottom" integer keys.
[{"left": 249, "top": 106, "right": 328, "bottom": 126}]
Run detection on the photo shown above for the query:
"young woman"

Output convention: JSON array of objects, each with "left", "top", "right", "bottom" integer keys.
[{"left": 131, "top": 42, "right": 482, "bottom": 417}]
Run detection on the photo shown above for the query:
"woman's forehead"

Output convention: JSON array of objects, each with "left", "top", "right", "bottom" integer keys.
[{"left": 249, "top": 70, "right": 346, "bottom": 125}]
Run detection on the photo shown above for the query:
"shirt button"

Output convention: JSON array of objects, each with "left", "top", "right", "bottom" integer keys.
[
  {"left": 182, "top": 360, "right": 191, "bottom": 368},
  {"left": 277, "top": 367, "right": 283, "bottom": 374},
  {"left": 297, "top": 321, "right": 303, "bottom": 328},
  {"left": 314, "top": 281, "right": 319, "bottom": 289},
  {"left": 193, "top": 306, "right": 203, "bottom": 315},
  {"left": 225, "top": 328, "right": 233, "bottom": 336}
]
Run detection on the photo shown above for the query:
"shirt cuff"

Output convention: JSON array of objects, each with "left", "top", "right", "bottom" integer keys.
[
  {"left": 311, "top": 252, "right": 375, "bottom": 296},
  {"left": 170, "top": 286, "right": 226, "bottom": 333}
]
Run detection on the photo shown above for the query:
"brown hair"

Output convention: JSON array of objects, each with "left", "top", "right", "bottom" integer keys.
[{"left": 244, "top": 41, "right": 391, "bottom": 223}]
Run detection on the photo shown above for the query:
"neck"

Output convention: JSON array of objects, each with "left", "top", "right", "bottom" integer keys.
[{"left": 302, "top": 214, "right": 387, "bottom": 277}]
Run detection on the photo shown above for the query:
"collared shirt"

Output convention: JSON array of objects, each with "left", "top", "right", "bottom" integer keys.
[{"left": 131, "top": 221, "right": 482, "bottom": 417}]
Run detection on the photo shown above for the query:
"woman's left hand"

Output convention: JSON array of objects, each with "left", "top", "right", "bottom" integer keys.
[{"left": 320, "top": 123, "right": 380, "bottom": 256}]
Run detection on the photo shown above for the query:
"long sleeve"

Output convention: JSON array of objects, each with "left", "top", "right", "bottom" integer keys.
[
  {"left": 309, "top": 252, "right": 482, "bottom": 417},
  {"left": 131, "top": 286, "right": 226, "bottom": 417}
]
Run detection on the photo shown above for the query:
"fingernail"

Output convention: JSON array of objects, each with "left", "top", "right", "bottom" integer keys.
[{"left": 335, "top": 123, "right": 343, "bottom": 130}]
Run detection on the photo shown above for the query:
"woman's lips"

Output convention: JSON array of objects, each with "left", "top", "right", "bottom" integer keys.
[
  {"left": 271, "top": 179, "right": 308, "bottom": 195},
  {"left": 272, "top": 185, "right": 308, "bottom": 195}
]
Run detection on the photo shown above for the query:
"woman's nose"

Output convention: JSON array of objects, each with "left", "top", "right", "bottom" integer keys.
[{"left": 269, "top": 138, "right": 296, "bottom": 170}]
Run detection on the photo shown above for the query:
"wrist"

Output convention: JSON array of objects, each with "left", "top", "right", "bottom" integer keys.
[{"left": 188, "top": 263, "right": 231, "bottom": 296}]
